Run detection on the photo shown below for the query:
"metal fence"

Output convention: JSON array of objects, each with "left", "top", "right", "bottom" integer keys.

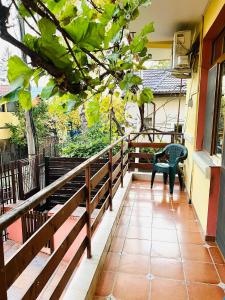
[{"left": 0, "top": 155, "right": 46, "bottom": 205}]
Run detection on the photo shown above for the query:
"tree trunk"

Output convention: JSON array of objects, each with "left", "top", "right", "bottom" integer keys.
[
  {"left": 138, "top": 104, "right": 153, "bottom": 142},
  {"left": 25, "top": 110, "right": 36, "bottom": 157},
  {"left": 79, "top": 104, "right": 88, "bottom": 131},
  {"left": 18, "top": 17, "right": 37, "bottom": 157}
]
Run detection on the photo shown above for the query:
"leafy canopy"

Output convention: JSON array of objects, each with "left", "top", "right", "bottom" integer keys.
[{"left": 0, "top": 0, "right": 154, "bottom": 110}]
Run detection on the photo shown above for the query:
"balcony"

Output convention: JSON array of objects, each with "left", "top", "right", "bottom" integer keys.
[
  {"left": 94, "top": 181, "right": 225, "bottom": 300},
  {"left": 0, "top": 132, "right": 224, "bottom": 299}
]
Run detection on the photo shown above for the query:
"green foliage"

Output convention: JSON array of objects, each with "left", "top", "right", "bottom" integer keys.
[
  {"left": 139, "top": 87, "right": 154, "bottom": 105},
  {"left": 7, "top": 100, "right": 51, "bottom": 147},
  {"left": 8, "top": 56, "right": 33, "bottom": 87},
  {"left": 2, "top": 0, "right": 154, "bottom": 112},
  {"left": 18, "top": 90, "right": 32, "bottom": 110},
  {"left": 60, "top": 124, "right": 113, "bottom": 158}
]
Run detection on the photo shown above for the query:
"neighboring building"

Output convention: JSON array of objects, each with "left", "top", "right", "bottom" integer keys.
[
  {"left": 126, "top": 69, "right": 186, "bottom": 134},
  {"left": 0, "top": 85, "right": 18, "bottom": 153}
]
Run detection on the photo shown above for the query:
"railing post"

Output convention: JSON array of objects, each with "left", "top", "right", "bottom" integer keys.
[
  {"left": 44, "top": 157, "right": 50, "bottom": 187},
  {"left": 128, "top": 134, "right": 131, "bottom": 171},
  {"left": 10, "top": 162, "right": 17, "bottom": 204},
  {"left": 120, "top": 140, "right": 124, "bottom": 188},
  {"left": 35, "top": 155, "right": 40, "bottom": 191},
  {"left": 109, "top": 148, "right": 113, "bottom": 211},
  {"left": 18, "top": 160, "right": 25, "bottom": 200},
  {"left": 85, "top": 165, "right": 92, "bottom": 258},
  {"left": 0, "top": 234, "right": 7, "bottom": 299}
]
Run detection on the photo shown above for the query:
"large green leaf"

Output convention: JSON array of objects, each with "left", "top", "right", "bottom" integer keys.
[
  {"left": 18, "top": 90, "right": 32, "bottom": 110},
  {"left": 8, "top": 56, "right": 33, "bottom": 87},
  {"left": 0, "top": 88, "right": 20, "bottom": 104},
  {"left": 139, "top": 87, "right": 153, "bottom": 104},
  {"left": 59, "top": 3, "right": 78, "bottom": 26},
  {"left": 23, "top": 34, "right": 38, "bottom": 51},
  {"left": 38, "top": 18, "right": 56, "bottom": 38},
  {"left": 130, "top": 35, "right": 148, "bottom": 53},
  {"left": 64, "top": 17, "right": 89, "bottom": 44},
  {"left": 37, "top": 37, "right": 71, "bottom": 69},
  {"left": 81, "top": 22, "right": 105, "bottom": 49},
  {"left": 45, "top": 0, "right": 67, "bottom": 14},
  {"left": 41, "top": 79, "right": 56, "bottom": 100},
  {"left": 120, "top": 73, "right": 142, "bottom": 90},
  {"left": 140, "top": 22, "right": 154, "bottom": 36}
]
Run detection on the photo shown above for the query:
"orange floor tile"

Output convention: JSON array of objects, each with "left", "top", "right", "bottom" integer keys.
[{"left": 94, "top": 180, "right": 225, "bottom": 300}]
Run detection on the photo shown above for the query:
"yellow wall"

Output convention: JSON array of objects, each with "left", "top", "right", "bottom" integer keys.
[
  {"left": 184, "top": 0, "right": 225, "bottom": 234},
  {"left": 0, "top": 112, "right": 18, "bottom": 140},
  {"left": 184, "top": 42, "right": 201, "bottom": 193},
  {"left": 203, "top": 0, "right": 225, "bottom": 37},
  {"left": 191, "top": 162, "right": 211, "bottom": 233}
]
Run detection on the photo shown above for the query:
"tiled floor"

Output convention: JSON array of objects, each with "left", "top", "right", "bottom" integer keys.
[{"left": 94, "top": 180, "right": 225, "bottom": 300}]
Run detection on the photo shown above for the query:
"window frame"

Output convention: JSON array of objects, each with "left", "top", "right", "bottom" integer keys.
[
  {"left": 203, "top": 26, "right": 225, "bottom": 157},
  {"left": 211, "top": 62, "right": 225, "bottom": 156}
]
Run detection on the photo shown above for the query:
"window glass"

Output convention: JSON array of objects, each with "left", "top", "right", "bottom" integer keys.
[
  {"left": 215, "top": 63, "right": 225, "bottom": 155},
  {"left": 6, "top": 102, "right": 16, "bottom": 112}
]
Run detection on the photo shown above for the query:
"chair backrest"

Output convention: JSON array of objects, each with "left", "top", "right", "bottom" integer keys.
[{"left": 164, "top": 144, "right": 188, "bottom": 165}]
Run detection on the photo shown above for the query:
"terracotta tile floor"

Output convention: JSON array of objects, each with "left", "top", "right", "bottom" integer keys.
[{"left": 94, "top": 180, "right": 225, "bottom": 300}]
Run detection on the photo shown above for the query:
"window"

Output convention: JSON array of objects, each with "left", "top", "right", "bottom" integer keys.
[
  {"left": 215, "top": 63, "right": 225, "bottom": 155},
  {"left": 212, "top": 27, "right": 225, "bottom": 64},
  {"left": 203, "top": 64, "right": 219, "bottom": 154},
  {"left": 144, "top": 117, "right": 152, "bottom": 128},
  {"left": 203, "top": 25, "right": 225, "bottom": 157}
]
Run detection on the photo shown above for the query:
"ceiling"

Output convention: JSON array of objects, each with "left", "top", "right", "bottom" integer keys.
[{"left": 130, "top": 0, "right": 210, "bottom": 42}]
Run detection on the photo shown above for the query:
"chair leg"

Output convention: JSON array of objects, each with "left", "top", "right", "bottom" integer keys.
[
  {"left": 169, "top": 170, "right": 175, "bottom": 195},
  {"left": 178, "top": 170, "right": 183, "bottom": 190},
  {"left": 163, "top": 173, "right": 168, "bottom": 184},
  {"left": 151, "top": 170, "right": 156, "bottom": 188}
]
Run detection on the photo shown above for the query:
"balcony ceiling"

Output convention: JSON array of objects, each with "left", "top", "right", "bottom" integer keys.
[{"left": 130, "top": 0, "right": 210, "bottom": 42}]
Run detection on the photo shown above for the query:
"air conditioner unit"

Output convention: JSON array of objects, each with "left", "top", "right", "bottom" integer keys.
[{"left": 172, "top": 30, "right": 192, "bottom": 70}]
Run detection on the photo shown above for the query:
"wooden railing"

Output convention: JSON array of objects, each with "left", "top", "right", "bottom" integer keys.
[
  {"left": 0, "top": 131, "right": 183, "bottom": 299},
  {"left": 128, "top": 132, "right": 184, "bottom": 171},
  {"left": 0, "top": 136, "right": 129, "bottom": 299}
]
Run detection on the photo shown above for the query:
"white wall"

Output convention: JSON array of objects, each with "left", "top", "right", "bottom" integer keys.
[{"left": 126, "top": 95, "right": 186, "bottom": 132}]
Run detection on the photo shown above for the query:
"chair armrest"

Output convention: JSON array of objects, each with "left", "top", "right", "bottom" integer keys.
[
  {"left": 174, "top": 152, "right": 188, "bottom": 167},
  {"left": 153, "top": 150, "right": 165, "bottom": 164}
]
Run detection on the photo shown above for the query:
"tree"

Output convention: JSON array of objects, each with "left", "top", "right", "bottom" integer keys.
[{"left": 0, "top": 0, "right": 154, "bottom": 120}]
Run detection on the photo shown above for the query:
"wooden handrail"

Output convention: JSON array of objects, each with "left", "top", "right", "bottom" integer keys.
[
  {"left": 130, "top": 131, "right": 184, "bottom": 136},
  {"left": 0, "top": 135, "right": 127, "bottom": 231},
  {"left": 0, "top": 131, "right": 184, "bottom": 299}
]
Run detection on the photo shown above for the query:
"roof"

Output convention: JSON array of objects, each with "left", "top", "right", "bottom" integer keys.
[
  {"left": 0, "top": 85, "right": 9, "bottom": 96},
  {"left": 142, "top": 69, "right": 187, "bottom": 95}
]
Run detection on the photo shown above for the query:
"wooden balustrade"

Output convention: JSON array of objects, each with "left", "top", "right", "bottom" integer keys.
[
  {"left": 0, "top": 135, "right": 128, "bottom": 299},
  {"left": 0, "top": 131, "right": 184, "bottom": 299}
]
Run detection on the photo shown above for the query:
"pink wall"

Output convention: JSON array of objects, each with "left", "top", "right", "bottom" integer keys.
[
  {"left": 4, "top": 206, "right": 23, "bottom": 244},
  {"left": 5, "top": 204, "right": 97, "bottom": 262},
  {"left": 48, "top": 205, "right": 97, "bottom": 262}
]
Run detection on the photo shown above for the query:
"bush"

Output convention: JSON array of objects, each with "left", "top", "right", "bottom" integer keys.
[{"left": 60, "top": 124, "right": 117, "bottom": 158}]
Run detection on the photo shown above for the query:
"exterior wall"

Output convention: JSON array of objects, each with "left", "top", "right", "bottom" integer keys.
[
  {"left": 0, "top": 112, "right": 18, "bottom": 140},
  {"left": 184, "top": 61, "right": 201, "bottom": 194},
  {"left": 126, "top": 96, "right": 186, "bottom": 133},
  {"left": 184, "top": 1, "right": 225, "bottom": 237},
  {"left": 203, "top": 0, "right": 225, "bottom": 38},
  {"left": 191, "top": 163, "right": 210, "bottom": 233}
]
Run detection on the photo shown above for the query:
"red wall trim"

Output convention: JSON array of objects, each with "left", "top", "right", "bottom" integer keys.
[
  {"left": 196, "top": 39, "right": 212, "bottom": 150},
  {"left": 196, "top": 4, "right": 225, "bottom": 150},
  {"left": 206, "top": 166, "right": 221, "bottom": 237}
]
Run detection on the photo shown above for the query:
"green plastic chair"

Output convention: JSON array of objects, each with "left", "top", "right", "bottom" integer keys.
[{"left": 151, "top": 144, "right": 188, "bottom": 194}]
